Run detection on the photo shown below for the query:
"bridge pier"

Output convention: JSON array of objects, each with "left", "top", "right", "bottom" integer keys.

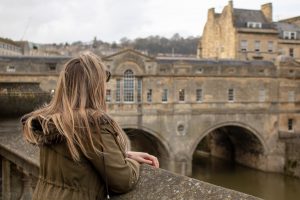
[{"left": 169, "top": 155, "right": 193, "bottom": 176}]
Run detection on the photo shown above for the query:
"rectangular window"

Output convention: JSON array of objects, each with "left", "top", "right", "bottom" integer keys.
[
  {"left": 240, "top": 40, "right": 247, "bottom": 52},
  {"left": 48, "top": 63, "right": 57, "bottom": 71},
  {"left": 228, "top": 88, "right": 235, "bottom": 102},
  {"left": 137, "top": 79, "right": 142, "bottom": 103},
  {"left": 6, "top": 65, "right": 15, "bottom": 72},
  {"left": 147, "top": 89, "right": 152, "bottom": 102},
  {"left": 116, "top": 79, "right": 121, "bottom": 102},
  {"left": 291, "top": 32, "right": 296, "bottom": 39},
  {"left": 289, "top": 48, "right": 294, "bottom": 57},
  {"left": 255, "top": 41, "right": 260, "bottom": 52},
  {"left": 268, "top": 41, "right": 273, "bottom": 53},
  {"left": 284, "top": 31, "right": 289, "bottom": 39},
  {"left": 179, "top": 89, "right": 185, "bottom": 102},
  {"left": 162, "top": 89, "right": 168, "bottom": 102},
  {"left": 288, "top": 91, "right": 295, "bottom": 102},
  {"left": 196, "top": 89, "right": 203, "bottom": 102},
  {"left": 247, "top": 22, "right": 262, "bottom": 28},
  {"left": 124, "top": 80, "right": 134, "bottom": 102},
  {"left": 259, "top": 89, "right": 265, "bottom": 102},
  {"left": 284, "top": 31, "right": 297, "bottom": 40},
  {"left": 106, "top": 89, "right": 111, "bottom": 102},
  {"left": 288, "top": 119, "right": 294, "bottom": 131}
]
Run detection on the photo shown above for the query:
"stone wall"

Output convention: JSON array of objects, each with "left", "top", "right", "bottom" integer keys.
[
  {"left": 0, "top": 93, "right": 51, "bottom": 118},
  {"left": 284, "top": 139, "right": 300, "bottom": 178}
]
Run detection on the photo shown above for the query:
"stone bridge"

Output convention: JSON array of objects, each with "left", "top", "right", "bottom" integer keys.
[{"left": 1, "top": 49, "right": 300, "bottom": 177}]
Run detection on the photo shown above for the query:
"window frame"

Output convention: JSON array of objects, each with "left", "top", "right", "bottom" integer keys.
[
  {"left": 123, "top": 69, "right": 135, "bottom": 103},
  {"left": 228, "top": 88, "right": 235, "bottom": 102}
]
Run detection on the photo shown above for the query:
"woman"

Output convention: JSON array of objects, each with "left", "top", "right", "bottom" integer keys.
[{"left": 21, "top": 52, "right": 159, "bottom": 200}]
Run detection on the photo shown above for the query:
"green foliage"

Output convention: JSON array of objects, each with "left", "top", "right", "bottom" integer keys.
[{"left": 118, "top": 33, "right": 200, "bottom": 56}]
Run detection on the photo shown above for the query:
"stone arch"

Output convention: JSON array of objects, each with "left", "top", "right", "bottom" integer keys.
[
  {"left": 190, "top": 121, "right": 269, "bottom": 158},
  {"left": 120, "top": 124, "right": 172, "bottom": 169}
]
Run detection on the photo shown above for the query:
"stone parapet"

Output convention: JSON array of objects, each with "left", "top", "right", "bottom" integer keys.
[{"left": 111, "top": 164, "right": 261, "bottom": 200}]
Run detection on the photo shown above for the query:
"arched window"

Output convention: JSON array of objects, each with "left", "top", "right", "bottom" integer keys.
[{"left": 123, "top": 69, "right": 134, "bottom": 102}]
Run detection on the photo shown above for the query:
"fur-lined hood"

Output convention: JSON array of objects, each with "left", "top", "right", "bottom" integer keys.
[
  {"left": 21, "top": 113, "right": 112, "bottom": 145},
  {"left": 21, "top": 114, "right": 65, "bottom": 145}
]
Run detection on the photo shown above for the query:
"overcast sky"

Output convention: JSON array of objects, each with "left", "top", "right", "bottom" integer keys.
[{"left": 0, "top": 0, "right": 299, "bottom": 44}]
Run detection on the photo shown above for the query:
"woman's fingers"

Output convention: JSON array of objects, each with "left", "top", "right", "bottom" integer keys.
[{"left": 126, "top": 151, "right": 160, "bottom": 168}]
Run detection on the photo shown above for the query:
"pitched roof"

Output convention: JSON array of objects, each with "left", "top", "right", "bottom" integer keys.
[
  {"left": 103, "top": 48, "right": 155, "bottom": 61},
  {"left": 233, "top": 9, "right": 274, "bottom": 29},
  {"left": 275, "top": 22, "right": 300, "bottom": 32}
]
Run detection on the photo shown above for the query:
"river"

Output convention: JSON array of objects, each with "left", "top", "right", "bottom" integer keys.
[{"left": 192, "top": 155, "right": 300, "bottom": 200}]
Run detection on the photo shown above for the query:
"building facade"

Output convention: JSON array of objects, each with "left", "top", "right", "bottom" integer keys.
[
  {"left": 0, "top": 38, "right": 23, "bottom": 56},
  {"left": 199, "top": 1, "right": 300, "bottom": 62}
]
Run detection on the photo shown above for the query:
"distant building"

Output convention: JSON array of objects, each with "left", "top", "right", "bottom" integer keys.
[
  {"left": 0, "top": 38, "right": 23, "bottom": 56},
  {"left": 198, "top": 1, "right": 300, "bottom": 61}
]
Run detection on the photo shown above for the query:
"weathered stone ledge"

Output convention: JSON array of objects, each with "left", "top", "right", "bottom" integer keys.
[{"left": 111, "top": 164, "right": 261, "bottom": 200}]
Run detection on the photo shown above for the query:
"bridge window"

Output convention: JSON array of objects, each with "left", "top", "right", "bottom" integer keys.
[
  {"left": 259, "top": 89, "right": 266, "bottom": 102},
  {"left": 288, "top": 119, "right": 294, "bottom": 131},
  {"left": 137, "top": 79, "right": 142, "bottom": 103},
  {"left": 254, "top": 41, "right": 260, "bottom": 52},
  {"left": 289, "top": 48, "right": 294, "bottom": 57},
  {"left": 196, "top": 89, "right": 203, "bottom": 102},
  {"left": 179, "top": 89, "right": 185, "bottom": 102},
  {"left": 162, "top": 89, "right": 168, "bottom": 102},
  {"left": 147, "top": 89, "right": 152, "bottom": 102},
  {"left": 6, "top": 65, "right": 15, "bottom": 72},
  {"left": 123, "top": 69, "right": 134, "bottom": 102},
  {"left": 106, "top": 89, "right": 111, "bottom": 102},
  {"left": 228, "top": 88, "right": 235, "bottom": 102},
  {"left": 116, "top": 79, "right": 121, "bottom": 102},
  {"left": 288, "top": 91, "right": 295, "bottom": 102},
  {"left": 48, "top": 63, "right": 57, "bottom": 71}
]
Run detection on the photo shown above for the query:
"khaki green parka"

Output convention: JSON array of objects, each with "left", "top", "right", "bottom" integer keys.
[{"left": 23, "top": 117, "right": 140, "bottom": 200}]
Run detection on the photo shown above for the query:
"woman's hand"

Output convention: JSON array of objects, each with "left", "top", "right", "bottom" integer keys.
[{"left": 126, "top": 151, "right": 159, "bottom": 168}]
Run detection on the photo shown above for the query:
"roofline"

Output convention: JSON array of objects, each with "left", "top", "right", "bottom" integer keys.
[
  {"left": 0, "top": 55, "right": 71, "bottom": 60},
  {"left": 103, "top": 48, "right": 155, "bottom": 60},
  {"left": 278, "top": 16, "right": 300, "bottom": 23}
]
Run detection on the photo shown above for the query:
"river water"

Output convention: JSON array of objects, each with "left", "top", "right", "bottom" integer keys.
[{"left": 192, "top": 155, "right": 300, "bottom": 200}]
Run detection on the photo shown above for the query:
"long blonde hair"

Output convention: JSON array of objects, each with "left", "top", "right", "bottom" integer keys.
[{"left": 23, "top": 52, "right": 128, "bottom": 161}]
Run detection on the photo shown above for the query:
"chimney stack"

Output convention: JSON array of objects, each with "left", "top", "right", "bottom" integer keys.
[
  {"left": 261, "top": 3, "right": 273, "bottom": 22},
  {"left": 208, "top": 8, "right": 215, "bottom": 21}
]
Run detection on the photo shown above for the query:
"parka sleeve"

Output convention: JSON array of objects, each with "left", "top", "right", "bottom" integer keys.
[{"left": 86, "top": 125, "right": 140, "bottom": 194}]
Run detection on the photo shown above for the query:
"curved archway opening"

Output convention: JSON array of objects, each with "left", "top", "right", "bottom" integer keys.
[
  {"left": 193, "top": 125, "right": 265, "bottom": 172},
  {"left": 123, "top": 128, "right": 170, "bottom": 170}
]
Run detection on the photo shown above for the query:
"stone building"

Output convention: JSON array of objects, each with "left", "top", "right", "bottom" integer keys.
[
  {"left": 0, "top": 38, "right": 23, "bottom": 56},
  {"left": 199, "top": 1, "right": 300, "bottom": 62}
]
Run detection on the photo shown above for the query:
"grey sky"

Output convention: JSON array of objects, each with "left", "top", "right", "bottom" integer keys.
[{"left": 0, "top": 0, "right": 299, "bottom": 43}]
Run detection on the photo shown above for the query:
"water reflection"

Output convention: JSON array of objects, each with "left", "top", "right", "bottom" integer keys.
[{"left": 192, "top": 155, "right": 300, "bottom": 200}]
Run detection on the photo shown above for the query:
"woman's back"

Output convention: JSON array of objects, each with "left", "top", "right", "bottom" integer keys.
[{"left": 27, "top": 116, "right": 139, "bottom": 200}]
